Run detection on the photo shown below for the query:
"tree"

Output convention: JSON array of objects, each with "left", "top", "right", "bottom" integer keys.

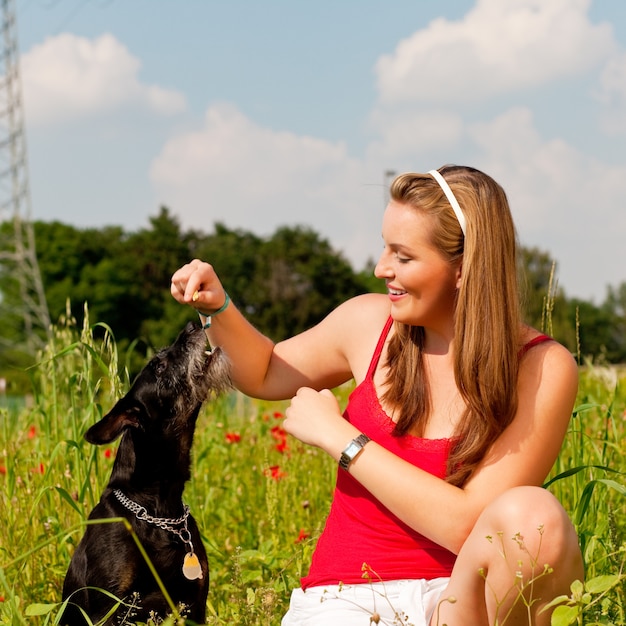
[
  {"left": 256, "top": 226, "right": 369, "bottom": 339},
  {"left": 518, "top": 246, "right": 577, "bottom": 354},
  {"left": 568, "top": 298, "right": 615, "bottom": 363},
  {"left": 600, "top": 282, "right": 626, "bottom": 362},
  {"left": 194, "top": 224, "right": 370, "bottom": 340},
  {"left": 119, "top": 207, "right": 199, "bottom": 346},
  {"left": 33, "top": 221, "right": 126, "bottom": 328},
  {"left": 3, "top": 214, "right": 622, "bottom": 387},
  {"left": 356, "top": 258, "right": 386, "bottom": 295}
]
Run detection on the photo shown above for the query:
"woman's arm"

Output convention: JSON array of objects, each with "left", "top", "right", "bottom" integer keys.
[
  {"left": 283, "top": 339, "right": 579, "bottom": 554},
  {"left": 171, "top": 260, "right": 388, "bottom": 400}
]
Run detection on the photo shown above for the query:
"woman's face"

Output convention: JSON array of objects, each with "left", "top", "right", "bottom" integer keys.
[{"left": 375, "top": 201, "right": 461, "bottom": 335}]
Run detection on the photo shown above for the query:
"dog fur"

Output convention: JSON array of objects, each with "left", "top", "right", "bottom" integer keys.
[{"left": 61, "top": 321, "right": 231, "bottom": 625}]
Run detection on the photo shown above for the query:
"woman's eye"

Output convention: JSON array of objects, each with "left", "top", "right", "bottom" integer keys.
[{"left": 395, "top": 253, "right": 411, "bottom": 263}]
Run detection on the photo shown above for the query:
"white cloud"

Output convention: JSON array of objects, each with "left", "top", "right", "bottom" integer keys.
[
  {"left": 362, "top": 0, "right": 626, "bottom": 299},
  {"left": 150, "top": 103, "right": 376, "bottom": 261},
  {"left": 366, "top": 109, "right": 464, "bottom": 163},
  {"left": 374, "top": 0, "right": 615, "bottom": 105},
  {"left": 21, "top": 33, "right": 186, "bottom": 126},
  {"left": 595, "top": 50, "right": 626, "bottom": 134},
  {"left": 467, "top": 107, "right": 626, "bottom": 300},
  {"left": 18, "top": 2, "right": 625, "bottom": 300}
]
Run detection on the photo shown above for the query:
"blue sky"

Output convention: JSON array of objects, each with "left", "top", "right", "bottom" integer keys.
[{"left": 14, "top": 0, "right": 626, "bottom": 303}]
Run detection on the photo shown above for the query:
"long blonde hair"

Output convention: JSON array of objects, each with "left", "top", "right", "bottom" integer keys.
[{"left": 381, "top": 165, "right": 522, "bottom": 486}]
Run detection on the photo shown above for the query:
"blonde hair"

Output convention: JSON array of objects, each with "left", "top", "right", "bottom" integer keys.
[{"left": 382, "top": 165, "right": 522, "bottom": 486}]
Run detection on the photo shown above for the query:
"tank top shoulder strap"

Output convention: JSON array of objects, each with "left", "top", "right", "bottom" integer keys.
[
  {"left": 518, "top": 334, "right": 553, "bottom": 359},
  {"left": 366, "top": 316, "right": 394, "bottom": 378}
]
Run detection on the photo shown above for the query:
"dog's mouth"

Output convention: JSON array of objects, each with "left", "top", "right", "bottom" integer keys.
[
  {"left": 178, "top": 323, "right": 232, "bottom": 399},
  {"left": 202, "top": 345, "right": 225, "bottom": 371},
  {"left": 200, "top": 345, "right": 232, "bottom": 395}
]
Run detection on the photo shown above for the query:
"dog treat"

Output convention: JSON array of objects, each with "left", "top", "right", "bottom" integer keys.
[{"left": 192, "top": 290, "right": 200, "bottom": 302}]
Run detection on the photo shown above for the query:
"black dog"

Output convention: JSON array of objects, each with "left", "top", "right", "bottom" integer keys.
[{"left": 61, "top": 321, "right": 231, "bottom": 625}]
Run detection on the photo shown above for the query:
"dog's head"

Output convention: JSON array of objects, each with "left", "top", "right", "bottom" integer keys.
[{"left": 85, "top": 321, "right": 232, "bottom": 445}]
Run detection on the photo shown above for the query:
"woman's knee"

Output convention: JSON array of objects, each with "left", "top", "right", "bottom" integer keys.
[
  {"left": 440, "top": 488, "right": 583, "bottom": 626},
  {"left": 472, "top": 486, "right": 581, "bottom": 573}
]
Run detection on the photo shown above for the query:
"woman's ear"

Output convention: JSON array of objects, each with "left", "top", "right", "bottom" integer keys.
[{"left": 455, "top": 260, "right": 463, "bottom": 289}]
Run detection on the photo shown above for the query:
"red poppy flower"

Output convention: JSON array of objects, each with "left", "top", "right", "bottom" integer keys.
[
  {"left": 30, "top": 462, "right": 45, "bottom": 474},
  {"left": 225, "top": 432, "right": 241, "bottom": 443},
  {"left": 270, "top": 425, "right": 290, "bottom": 453},
  {"left": 264, "top": 465, "right": 286, "bottom": 481},
  {"left": 295, "top": 529, "right": 310, "bottom": 543},
  {"left": 270, "top": 425, "right": 287, "bottom": 440},
  {"left": 27, "top": 425, "right": 36, "bottom": 439},
  {"left": 0, "top": 465, "right": 6, "bottom": 475},
  {"left": 275, "top": 439, "right": 289, "bottom": 454}
]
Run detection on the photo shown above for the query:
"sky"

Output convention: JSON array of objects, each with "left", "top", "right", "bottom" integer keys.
[{"left": 11, "top": 0, "right": 626, "bottom": 303}]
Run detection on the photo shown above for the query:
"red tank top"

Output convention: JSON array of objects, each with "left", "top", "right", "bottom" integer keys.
[{"left": 301, "top": 318, "right": 552, "bottom": 589}]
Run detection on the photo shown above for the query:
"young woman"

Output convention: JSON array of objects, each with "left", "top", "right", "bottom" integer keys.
[{"left": 171, "top": 165, "right": 583, "bottom": 625}]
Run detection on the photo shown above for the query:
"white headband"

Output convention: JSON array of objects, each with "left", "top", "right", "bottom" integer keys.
[{"left": 428, "top": 169, "right": 467, "bottom": 236}]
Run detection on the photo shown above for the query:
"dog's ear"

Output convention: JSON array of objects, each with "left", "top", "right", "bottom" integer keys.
[{"left": 85, "top": 399, "right": 144, "bottom": 444}]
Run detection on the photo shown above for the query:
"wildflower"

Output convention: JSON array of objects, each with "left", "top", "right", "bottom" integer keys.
[
  {"left": 361, "top": 562, "right": 380, "bottom": 582},
  {"left": 0, "top": 465, "right": 6, "bottom": 475},
  {"left": 104, "top": 448, "right": 113, "bottom": 459},
  {"left": 270, "top": 425, "right": 287, "bottom": 441},
  {"left": 28, "top": 425, "right": 36, "bottom": 439},
  {"left": 264, "top": 465, "right": 286, "bottom": 481},
  {"left": 275, "top": 438, "right": 289, "bottom": 454},
  {"left": 295, "top": 529, "right": 310, "bottom": 543},
  {"left": 30, "top": 462, "right": 45, "bottom": 475},
  {"left": 273, "top": 411, "right": 283, "bottom": 419},
  {"left": 225, "top": 432, "right": 241, "bottom": 444},
  {"left": 271, "top": 425, "right": 289, "bottom": 453}
]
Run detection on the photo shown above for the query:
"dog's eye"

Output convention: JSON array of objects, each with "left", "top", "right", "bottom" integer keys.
[{"left": 155, "top": 359, "right": 168, "bottom": 374}]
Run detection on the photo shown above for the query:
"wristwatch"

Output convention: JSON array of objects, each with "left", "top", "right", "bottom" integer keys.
[{"left": 339, "top": 433, "right": 371, "bottom": 471}]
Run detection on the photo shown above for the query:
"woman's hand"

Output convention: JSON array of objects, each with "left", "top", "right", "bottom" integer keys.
[
  {"left": 171, "top": 259, "right": 227, "bottom": 313},
  {"left": 284, "top": 387, "right": 353, "bottom": 454}
]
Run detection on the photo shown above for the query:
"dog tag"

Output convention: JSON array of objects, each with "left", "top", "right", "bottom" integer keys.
[{"left": 182, "top": 552, "right": 203, "bottom": 580}]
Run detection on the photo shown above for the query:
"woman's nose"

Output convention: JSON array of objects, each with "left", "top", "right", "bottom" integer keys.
[{"left": 374, "top": 251, "right": 391, "bottom": 279}]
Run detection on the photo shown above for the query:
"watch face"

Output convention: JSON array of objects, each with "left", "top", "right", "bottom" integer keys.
[{"left": 344, "top": 441, "right": 361, "bottom": 458}]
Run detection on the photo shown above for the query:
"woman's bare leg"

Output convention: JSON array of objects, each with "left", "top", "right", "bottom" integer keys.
[{"left": 432, "top": 486, "right": 583, "bottom": 626}]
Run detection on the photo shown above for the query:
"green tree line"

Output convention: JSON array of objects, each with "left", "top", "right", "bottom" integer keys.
[{"left": 1, "top": 208, "right": 625, "bottom": 391}]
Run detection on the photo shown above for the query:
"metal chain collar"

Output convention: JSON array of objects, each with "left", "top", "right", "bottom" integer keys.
[{"left": 113, "top": 488, "right": 194, "bottom": 552}]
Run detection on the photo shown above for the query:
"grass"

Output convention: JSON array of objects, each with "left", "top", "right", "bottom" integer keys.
[{"left": 0, "top": 311, "right": 624, "bottom": 625}]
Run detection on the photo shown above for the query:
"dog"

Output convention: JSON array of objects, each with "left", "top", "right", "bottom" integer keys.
[{"left": 61, "top": 321, "right": 231, "bottom": 625}]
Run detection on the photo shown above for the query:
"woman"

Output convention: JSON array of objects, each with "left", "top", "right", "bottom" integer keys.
[{"left": 171, "top": 165, "right": 583, "bottom": 625}]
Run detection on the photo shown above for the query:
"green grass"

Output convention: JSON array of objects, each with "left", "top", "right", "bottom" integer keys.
[{"left": 0, "top": 313, "right": 624, "bottom": 625}]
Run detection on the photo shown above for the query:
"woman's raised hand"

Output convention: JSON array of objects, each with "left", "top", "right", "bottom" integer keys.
[{"left": 171, "top": 259, "right": 226, "bottom": 314}]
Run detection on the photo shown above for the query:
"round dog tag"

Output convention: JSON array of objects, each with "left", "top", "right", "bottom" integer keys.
[{"left": 182, "top": 552, "right": 203, "bottom": 580}]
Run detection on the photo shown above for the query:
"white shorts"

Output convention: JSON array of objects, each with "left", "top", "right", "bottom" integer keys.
[{"left": 281, "top": 578, "right": 450, "bottom": 626}]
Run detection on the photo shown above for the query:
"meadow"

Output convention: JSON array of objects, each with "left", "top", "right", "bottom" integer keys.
[{"left": 0, "top": 311, "right": 624, "bottom": 626}]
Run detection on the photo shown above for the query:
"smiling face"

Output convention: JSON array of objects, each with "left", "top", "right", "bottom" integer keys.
[{"left": 375, "top": 200, "right": 462, "bottom": 336}]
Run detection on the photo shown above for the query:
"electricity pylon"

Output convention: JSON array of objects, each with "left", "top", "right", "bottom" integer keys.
[{"left": 0, "top": 0, "right": 51, "bottom": 353}]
